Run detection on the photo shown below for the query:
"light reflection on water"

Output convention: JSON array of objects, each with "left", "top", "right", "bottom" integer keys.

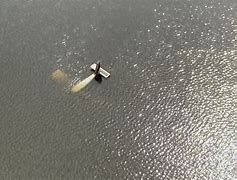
[{"left": 0, "top": 0, "right": 236, "bottom": 179}]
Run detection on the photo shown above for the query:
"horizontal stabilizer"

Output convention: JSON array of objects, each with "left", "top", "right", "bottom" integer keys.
[{"left": 90, "top": 64, "right": 110, "bottom": 78}]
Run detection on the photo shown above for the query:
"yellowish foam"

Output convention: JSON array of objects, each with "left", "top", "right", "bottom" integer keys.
[{"left": 51, "top": 69, "right": 69, "bottom": 84}]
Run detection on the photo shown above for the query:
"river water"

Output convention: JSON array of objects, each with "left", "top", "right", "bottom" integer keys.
[{"left": 0, "top": 0, "right": 237, "bottom": 179}]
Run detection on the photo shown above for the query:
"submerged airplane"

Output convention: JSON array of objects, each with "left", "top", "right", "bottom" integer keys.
[
  {"left": 52, "top": 62, "right": 110, "bottom": 93},
  {"left": 90, "top": 62, "right": 110, "bottom": 78}
]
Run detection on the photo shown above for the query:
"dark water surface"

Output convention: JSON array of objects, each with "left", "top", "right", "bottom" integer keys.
[{"left": 0, "top": 0, "right": 237, "bottom": 179}]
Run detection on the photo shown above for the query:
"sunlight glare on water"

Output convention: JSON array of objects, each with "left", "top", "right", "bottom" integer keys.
[{"left": 0, "top": 0, "right": 236, "bottom": 179}]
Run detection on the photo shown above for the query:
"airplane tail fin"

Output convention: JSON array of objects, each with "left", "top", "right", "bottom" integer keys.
[{"left": 95, "top": 62, "right": 101, "bottom": 75}]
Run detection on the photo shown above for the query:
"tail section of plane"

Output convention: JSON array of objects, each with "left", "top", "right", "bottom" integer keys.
[
  {"left": 95, "top": 62, "right": 101, "bottom": 75},
  {"left": 90, "top": 63, "right": 110, "bottom": 78}
]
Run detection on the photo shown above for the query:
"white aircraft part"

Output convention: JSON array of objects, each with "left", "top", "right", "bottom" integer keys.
[
  {"left": 90, "top": 64, "right": 110, "bottom": 78},
  {"left": 71, "top": 73, "right": 96, "bottom": 93}
]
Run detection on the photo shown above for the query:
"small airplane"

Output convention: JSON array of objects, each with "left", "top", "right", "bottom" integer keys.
[{"left": 90, "top": 62, "right": 110, "bottom": 78}]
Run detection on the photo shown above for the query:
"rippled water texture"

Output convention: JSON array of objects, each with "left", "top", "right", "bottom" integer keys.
[{"left": 0, "top": 0, "right": 237, "bottom": 179}]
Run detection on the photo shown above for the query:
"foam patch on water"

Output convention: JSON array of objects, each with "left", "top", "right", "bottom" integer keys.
[{"left": 51, "top": 69, "right": 69, "bottom": 84}]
